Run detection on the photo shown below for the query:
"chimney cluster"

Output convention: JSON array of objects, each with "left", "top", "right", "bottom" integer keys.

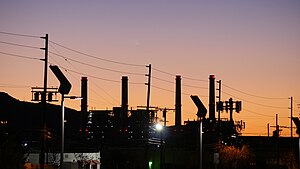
[{"left": 80, "top": 74, "right": 217, "bottom": 128}]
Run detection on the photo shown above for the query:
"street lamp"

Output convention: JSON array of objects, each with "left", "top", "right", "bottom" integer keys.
[
  {"left": 155, "top": 123, "right": 164, "bottom": 169},
  {"left": 49, "top": 65, "right": 72, "bottom": 169},
  {"left": 61, "top": 95, "right": 82, "bottom": 169},
  {"left": 155, "top": 123, "right": 163, "bottom": 131}
]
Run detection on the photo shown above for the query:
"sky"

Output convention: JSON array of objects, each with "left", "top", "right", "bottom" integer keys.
[{"left": 0, "top": 0, "right": 300, "bottom": 137}]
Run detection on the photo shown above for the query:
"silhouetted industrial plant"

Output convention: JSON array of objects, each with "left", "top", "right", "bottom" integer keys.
[
  {"left": 1, "top": 71, "right": 299, "bottom": 169},
  {"left": 0, "top": 33, "right": 299, "bottom": 169}
]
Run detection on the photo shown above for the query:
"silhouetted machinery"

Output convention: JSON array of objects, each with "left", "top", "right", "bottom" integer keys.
[
  {"left": 190, "top": 95, "right": 207, "bottom": 118},
  {"left": 292, "top": 117, "right": 300, "bottom": 135}
]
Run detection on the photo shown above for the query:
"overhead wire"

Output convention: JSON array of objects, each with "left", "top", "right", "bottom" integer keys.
[
  {"left": 182, "top": 84, "right": 208, "bottom": 90},
  {"left": 151, "top": 69, "right": 208, "bottom": 97},
  {"left": 152, "top": 85, "right": 208, "bottom": 98},
  {"left": 69, "top": 69, "right": 119, "bottom": 105},
  {"left": 2, "top": 31, "right": 294, "bottom": 116},
  {"left": 152, "top": 76, "right": 208, "bottom": 89},
  {"left": 64, "top": 66, "right": 117, "bottom": 107},
  {"left": 0, "top": 51, "right": 41, "bottom": 61},
  {"left": 243, "top": 109, "right": 274, "bottom": 118},
  {"left": 48, "top": 44, "right": 137, "bottom": 105},
  {"left": 0, "top": 40, "right": 41, "bottom": 50},
  {"left": 58, "top": 65, "right": 144, "bottom": 85},
  {"left": 49, "top": 40, "right": 145, "bottom": 67},
  {"left": 0, "top": 31, "right": 40, "bottom": 38},
  {"left": 49, "top": 51, "right": 145, "bottom": 76},
  {"left": 0, "top": 83, "right": 31, "bottom": 88},
  {"left": 222, "top": 90, "right": 288, "bottom": 109},
  {"left": 152, "top": 67, "right": 175, "bottom": 76},
  {"left": 152, "top": 67, "right": 207, "bottom": 82},
  {"left": 223, "top": 83, "right": 288, "bottom": 100},
  {"left": 152, "top": 76, "right": 174, "bottom": 84},
  {"left": 183, "top": 76, "right": 207, "bottom": 82},
  {"left": 49, "top": 55, "right": 118, "bottom": 107},
  {"left": 49, "top": 39, "right": 209, "bottom": 97}
]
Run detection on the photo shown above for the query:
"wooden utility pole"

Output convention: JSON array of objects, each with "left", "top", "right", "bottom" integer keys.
[
  {"left": 146, "top": 64, "right": 152, "bottom": 117},
  {"left": 145, "top": 64, "right": 151, "bottom": 169},
  {"left": 291, "top": 97, "right": 293, "bottom": 138},
  {"left": 40, "top": 34, "right": 48, "bottom": 169},
  {"left": 216, "top": 80, "right": 221, "bottom": 134},
  {"left": 290, "top": 97, "right": 293, "bottom": 169}
]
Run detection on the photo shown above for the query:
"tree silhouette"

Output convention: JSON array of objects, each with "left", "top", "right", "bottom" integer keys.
[{"left": 219, "top": 145, "right": 255, "bottom": 169}]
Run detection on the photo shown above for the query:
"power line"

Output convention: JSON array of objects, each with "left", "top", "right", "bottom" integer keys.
[
  {"left": 152, "top": 85, "right": 190, "bottom": 96},
  {"left": 222, "top": 91, "right": 288, "bottom": 109},
  {"left": 0, "top": 83, "right": 31, "bottom": 88},
  {"left": 89, "top": 85, "right": 118, "bottom": 106},
  {"left": 152, "top": 67, "right": 207, "bottom": 82},
  {"left": 152, "top": 85, "right": 174, "bottom": 93},
  {"left": 223, "top": 83, "right": 288, "bottom": 100},
  {"left": 152, "top": 67, "right": 175, "bottom": 76},
  {"left": 0, "top": 31, "right": 40, "bottom": 38},
  {"left": 152, "top": 76, "right": 208, "bottom": 89},
  {"left": 0, "top": 40, "right": 40, "bottom": 50},
  {"left": 183, "top": 76, "right": 207, "bottom": 82},
  {"left": 49, "top": 51, "right": 145, "bottom": 76},
  {"left": 243, "top": 108, "right": 274, "bottom": 118},
  {"left": 48, "top": 50, "right": 121, "bottom": 106},
  {"left": 152, "top": 76, "right": 174, "bottom": 84},
  {"left": 49, "top": 40, "right": 145, "bottom": 67},
  {"left": 63, "top": 68, "right": 118, "bottom": 107},
  {"left": 0, "top": 51, "right": 41, "bottom": 61},
  {"left": 182, "top": 84, "right": 208, "bottom": 90},
  {"left": 58, "top": 66, "right": 120, "bottom": 83},
  {"left": 57, "top": 65, "right": 144, "bottom": 85},
  {"left": 152, "top": 85, "right": 208, "bottom": 97}
]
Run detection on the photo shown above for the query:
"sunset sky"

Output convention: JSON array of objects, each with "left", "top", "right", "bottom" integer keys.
[{"left": 0, "top": 0, "right": 300, "bottom": 136}]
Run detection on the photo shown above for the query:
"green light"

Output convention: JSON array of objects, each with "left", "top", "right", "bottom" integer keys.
[{"left": 148, "top": 161, "right": 152, "bottom": 169}]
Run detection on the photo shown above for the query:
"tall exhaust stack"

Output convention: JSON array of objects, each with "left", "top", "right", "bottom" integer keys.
[
  {"left": 175, "top": 75, "right": 182, "bottom": 126},
  {"left": 81, "top": 77, "right": 88, "bottom": 130},
  {"left": 209, "top": 75, "right": 216, "bottom": 121},
  {"left": 121, "top": 76, "right": 128, "bottom": 118},
  {"left": 81, "top": 77, "right": 88, "bottom": 114}
]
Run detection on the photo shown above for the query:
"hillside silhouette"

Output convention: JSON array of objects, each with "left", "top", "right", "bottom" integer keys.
[{"left": 0, "top": 92, "right": 81, "bottom": 145}]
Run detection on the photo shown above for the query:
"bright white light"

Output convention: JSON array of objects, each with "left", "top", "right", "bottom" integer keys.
[{"left": 155, "top": 123, "right": 163, "bottom": 131}]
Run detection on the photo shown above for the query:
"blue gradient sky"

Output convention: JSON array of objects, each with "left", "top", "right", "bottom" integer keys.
[{"left": 1, "top": 0, "right": 300, "bottom": 136}]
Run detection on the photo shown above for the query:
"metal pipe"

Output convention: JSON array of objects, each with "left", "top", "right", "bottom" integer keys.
[{"left": 61, "top": 94, "right": 65, "bottom": 169}]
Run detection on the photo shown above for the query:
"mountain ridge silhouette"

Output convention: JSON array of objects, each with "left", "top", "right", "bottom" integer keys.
[{"left": 0, "top": 92, "right": 81, "bottom": 142}]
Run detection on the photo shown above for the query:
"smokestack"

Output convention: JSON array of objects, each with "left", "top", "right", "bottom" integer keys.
[
  {"left": 121, "top": 76, "right": 128, "bottom": 118},
  {"left": 81, "top": 77, "right": 88, "bottom": 114},
  {"left": 81, "top": 77, "right": 88, "bottom": 134},
  {"left": 209, "top": 75, "right": 216, "bottom": 121},
  {"left": 175, "top": 75, "right": 182, "bottom": 126}
]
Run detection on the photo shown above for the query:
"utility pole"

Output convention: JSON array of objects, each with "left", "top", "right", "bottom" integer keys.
[
  {"left": 267, "top": 123, "right": 270, "bottom": 137},
  {"left": 145, "top": 64, "right": 151, "bottom": 169},
  {"left": 216, "top": 80, "right": 221, "bottom": 135},
  {"left": 276, "top": 114, "right": 279, "bottom": 136},
  {"left": 146, "top": 64, "right": 152, "bottom": 118},
  {"left": 291, "top": 97, "right": 293, "bottom": 138},
  {"left": 290, "top": 97, "right": 293, "bottom": 169},
  {"left": 229, "top": 98, "right": 234, "bottom": 123},
  {"left": 40, "top": 34, "right": 48, "bottom": 169},
  {"left": 276, "top": 114, "right": 279, "bottom": 167}
]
